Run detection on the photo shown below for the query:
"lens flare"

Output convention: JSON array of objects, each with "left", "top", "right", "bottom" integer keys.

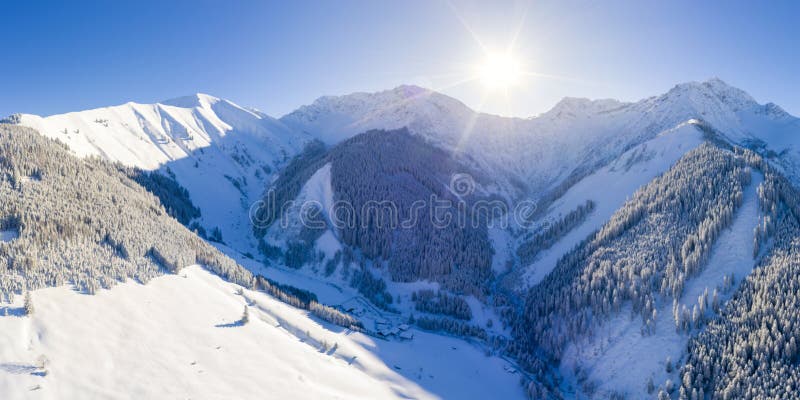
[{"left": 477, "top": 52, "right": 522, "bottom": 89}]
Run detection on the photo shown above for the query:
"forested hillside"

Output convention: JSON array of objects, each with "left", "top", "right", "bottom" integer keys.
[
  {"left": 0, "top": 125, "right": 252, "bottom": 298},
  {"left": 510, "top": 143, "right": 753, "bottom": 396},
  {"left": 680, "top": 158, "right": 800, "bottom": 400},
  {"left": 329, "top": 130, "right": 495, "bottom": 297},
  {"left": 257, "top": 128, "right": 496, "bottom": 298}
]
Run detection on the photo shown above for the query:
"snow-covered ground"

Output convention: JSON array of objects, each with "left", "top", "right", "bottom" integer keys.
[
  {"left": 559, "top": 172, "right": 763, "bottom": 399},
  {"left": 0, "top": 266, "right": 524, "bottom": 400},
  {"left": 266, "top": 162, "right": 337, "bottom": 249}
]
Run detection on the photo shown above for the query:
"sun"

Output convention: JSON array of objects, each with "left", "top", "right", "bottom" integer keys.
[{"left": 477, "top": 52, "right": 522, "bottom": 90}]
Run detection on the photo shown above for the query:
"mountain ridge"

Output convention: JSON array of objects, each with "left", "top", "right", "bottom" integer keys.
[{"left": 9, "top": 78, "right": 800, "bottom": 255}]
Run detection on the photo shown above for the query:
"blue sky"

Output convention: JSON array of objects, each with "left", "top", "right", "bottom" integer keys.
[{"left": 1, "top": 0, "right": 798, "bottom": 118}]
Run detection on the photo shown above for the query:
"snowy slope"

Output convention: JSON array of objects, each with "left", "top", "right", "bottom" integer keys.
[
  {"left": 267, "top": 162, "right": 337, "bottom": 243},
  {"left": 516, "top": 121, "right": 706, "bottom": 290},
  {"left": 0, "top": 266, "right": 525, "bottom": 400},
  {"left": 19, "top": 94, "right": 311, "bottom": 253},
  {"left": 559, "top": 171, "right": 764, "bottom": 399}
]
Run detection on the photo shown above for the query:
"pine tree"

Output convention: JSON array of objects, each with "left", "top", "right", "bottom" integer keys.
[
  {"left": 646, "top": 376, "right": 655, "bottom": 394},
  {"left": 23, "top": 291, "right": 34, "bottom": 316},
  {"left": 241, "top": 305, "right": 249, "bottom": 325}
]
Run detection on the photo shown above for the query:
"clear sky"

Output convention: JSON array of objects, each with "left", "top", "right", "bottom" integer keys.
[{"left": 2, "top": 0, "right": 798, "bottom": 118}]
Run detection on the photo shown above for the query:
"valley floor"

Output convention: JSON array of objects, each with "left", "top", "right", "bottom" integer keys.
[{"left": 0, "top": 266, "right": 524, "bottom": 400}]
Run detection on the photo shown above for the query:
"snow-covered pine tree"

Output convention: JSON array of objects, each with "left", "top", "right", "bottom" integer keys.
[{"left": 23, "top": 291, "right": 33, "bottom": 316}]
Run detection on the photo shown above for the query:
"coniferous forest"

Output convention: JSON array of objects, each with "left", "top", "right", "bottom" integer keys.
[{"left": 0, "top": 125, "right": 249, "bottom": 297}]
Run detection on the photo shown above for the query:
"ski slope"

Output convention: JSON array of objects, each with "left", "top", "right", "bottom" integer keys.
[{"left": 0, "top": 266, "right": 524, "bottom": 400}]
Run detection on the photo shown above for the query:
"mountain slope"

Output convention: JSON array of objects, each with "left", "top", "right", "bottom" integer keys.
[
  {"left": 678, "top": 162, "right": 800, "bottom": 400},
  {"left": 0, "top": 265, "right": 525, "bottom": 400},
  {"left": 510, "top": 121, "right": 707, "bottom": 292},
  {"left": 561, "top": 167, "right": 763, "bottom": 399},
  {"left": 0, "top": 124, "right": 251, "bottom": 296},
  {"left": 17, "top": 94, "right": 311, "bottom": 253},
  {"left": 257, "top": 129, "right": 497, "bottom": 298}
]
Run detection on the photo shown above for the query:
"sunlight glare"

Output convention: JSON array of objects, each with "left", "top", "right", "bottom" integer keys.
[{"left": 477, "top": 52, "right": 522, "bottom": 90}]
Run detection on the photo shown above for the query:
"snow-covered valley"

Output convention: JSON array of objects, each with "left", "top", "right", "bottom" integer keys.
[{"left": 4, "top": 78, "right": 800, "bottom": 399}]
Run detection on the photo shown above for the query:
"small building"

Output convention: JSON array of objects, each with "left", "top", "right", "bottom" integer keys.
[
  {"left": 375, "top": 321, "right": 390, "bottom": 330},
  {"left": 377, "top": 328, "right": 395, "bottom": 338}
]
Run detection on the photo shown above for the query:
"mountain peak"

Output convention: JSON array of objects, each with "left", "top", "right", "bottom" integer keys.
[
  {"left": 543, "top": 96, "right": 627, "bottom": 119},
  {"left": 389, "top": 84, "right": 432, "bottom": 97},
  {"left": 281, "top": 84, "right": 473, "bottom": 130},
  {"left": 664, "top": 78, "right": 757, "bottom": 111},
  {"left": 160, "top": 93, "right": 223, "bottom": 109}
]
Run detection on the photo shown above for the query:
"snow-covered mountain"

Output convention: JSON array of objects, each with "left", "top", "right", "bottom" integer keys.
[
  {"left": 8, "top": 79, "right": 800, "bottom": 399},
  {"left": 0, "top": 124, "right": 525, "bottom": 399},
  {"left": 259, "top": 79, "right": 800, "bottom": 399},
  {"left": 265, "top": 79, "right": 800, "bottom": 297},
  {"left": 15, "top": 79, "right": 800, "bottom": 254},
  {"left": 18, "top": 94, "right": 312, "bottom": 253},
  {"left": 281, "top": 79, "right": 800, "bottom": 197}
]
